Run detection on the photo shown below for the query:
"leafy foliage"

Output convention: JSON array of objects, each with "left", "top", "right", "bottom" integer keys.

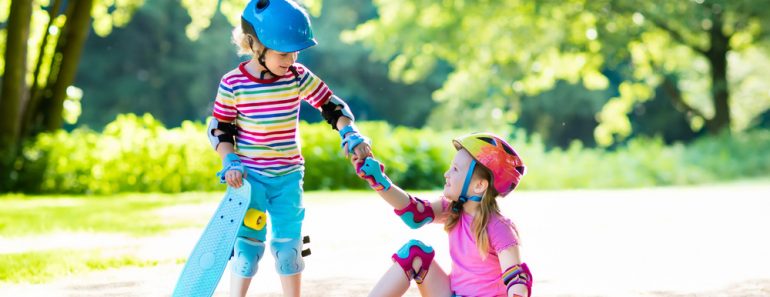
[
  {"left": 348, "top": 0, "right": 770, "bottom": 144},
  {"left": 16, "top": 114, "right": 770, "bottom": 194}
]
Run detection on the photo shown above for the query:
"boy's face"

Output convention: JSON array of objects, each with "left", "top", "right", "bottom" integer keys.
[
  {"left": 264, "top": 49, "right": 299, "bottom": 76},
  {"left": 443, "top": 149, "right": 474, "bottom": 200}
]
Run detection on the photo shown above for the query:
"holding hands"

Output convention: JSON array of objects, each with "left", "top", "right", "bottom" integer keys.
[{"left": 339, "top": 124, "right": 372, "bottom": 160}]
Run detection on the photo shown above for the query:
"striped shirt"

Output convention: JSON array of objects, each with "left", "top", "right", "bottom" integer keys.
[{"left": 212, "top": 62, "right": 332, "bottom": 176}]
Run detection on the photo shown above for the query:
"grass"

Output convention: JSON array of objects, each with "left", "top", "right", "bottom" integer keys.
[
  {"left": 0, "top": 249, "right": 170, "bottom": 283},
  {"left": 0, "top": 192, "right": 218, "bottom": 237},
  {"left": 0, "top": 190, "right": 368, "bottom": 284}
]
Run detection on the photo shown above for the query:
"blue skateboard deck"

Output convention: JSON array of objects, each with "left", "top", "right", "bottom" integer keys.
[{"left": 173, "top": 181, "right": 251, "bottom": 297}]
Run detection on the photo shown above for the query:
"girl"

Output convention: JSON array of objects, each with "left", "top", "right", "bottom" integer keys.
[
  {"left": 352, "top": 133, "right": 532, "bottom": 297},
  {"left": 208, "top": 0, "right": 371, "bottom": 296}
]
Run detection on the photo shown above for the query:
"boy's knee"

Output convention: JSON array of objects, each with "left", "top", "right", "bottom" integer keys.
[
  {"left": 271, "top": 237, "right": 305, "bottom": 275},
  {"left": 231, "top": 237, "right": 265, "bottom": 278}
]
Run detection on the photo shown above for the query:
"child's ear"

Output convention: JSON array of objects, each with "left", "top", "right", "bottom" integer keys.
[{"left": 472, "top": 178, "right": 488, "bottom": 195}]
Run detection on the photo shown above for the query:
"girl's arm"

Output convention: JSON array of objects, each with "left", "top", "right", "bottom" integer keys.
[
  {"left": 498, "top": 246, "right": 532, "bottom": 297},
  {"left": 351, "top": 155, "right": 443, "bottom": 229}
]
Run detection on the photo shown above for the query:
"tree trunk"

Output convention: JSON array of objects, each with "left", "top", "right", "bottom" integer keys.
[
  {"left": 42, "top": 0, "right": 94, "bottom": 132},
  {"left": 22, "top": 0, "right": 64, "bottom": 139},
  {"left": 0, "top": 0, "right": 33, "bottom": 190},
  {"left": 706, "top": 7, "right": 731, "bottom": 134}
]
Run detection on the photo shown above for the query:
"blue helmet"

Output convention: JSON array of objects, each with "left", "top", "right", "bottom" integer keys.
[{"left": 242, "top": 0, "right": 317, "bottom": 53}]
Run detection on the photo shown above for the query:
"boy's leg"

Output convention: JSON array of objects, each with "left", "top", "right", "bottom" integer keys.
[
  {"left": 265, "top": 170, "right": 306, "bottom": 297},
  {"left": 230, "top": 172, "right": 269, "bottom": 297}
]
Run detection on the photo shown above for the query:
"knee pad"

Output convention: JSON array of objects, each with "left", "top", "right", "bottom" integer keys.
[
  {"left": 231, "top": 237, "right": 265, "bottom": 278},
  {"left": 394, "top": 195, "right": 435, "bottom": 229},
  {"left": 271, "top": 237, "right": 305, "bottom": 275},
  {"left": 391, "top": 239, "right": 435, "bottom": 284}
]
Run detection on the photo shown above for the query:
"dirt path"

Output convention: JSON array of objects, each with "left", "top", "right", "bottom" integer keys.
[{"left": 2, "top": 183, "right": 769, "bottom": 296}]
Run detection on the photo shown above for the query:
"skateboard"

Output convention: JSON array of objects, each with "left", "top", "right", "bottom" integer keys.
[{"left": 172, "top": 181, "right": 251, "bottom": 297}]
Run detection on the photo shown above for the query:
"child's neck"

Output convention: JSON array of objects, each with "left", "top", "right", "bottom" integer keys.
[
  {"left": 462, "top": 201, "right": 480, "bottom": 216},
  {"left": 246, "top": 59, "right": 275, "bottom": 79}
]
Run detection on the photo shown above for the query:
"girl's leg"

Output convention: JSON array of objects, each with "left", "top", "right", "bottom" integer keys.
[
  {"left": 368, "top": 263, "right": 411, "bottom": 297},
  {"left": 370, "top": 240, "right": 452, "bottom": 297},
  {"left": 416, "top": 260, "right": 452, "bottom": 297}
]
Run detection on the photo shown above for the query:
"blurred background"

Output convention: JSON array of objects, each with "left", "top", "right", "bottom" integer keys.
[{"left": 1, "top": 0, "right": 769, "bottom": 296}]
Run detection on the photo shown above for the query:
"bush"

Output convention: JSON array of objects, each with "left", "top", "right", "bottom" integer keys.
[{"left": 18, "top": 113, "right": 770, "bottom": 194}]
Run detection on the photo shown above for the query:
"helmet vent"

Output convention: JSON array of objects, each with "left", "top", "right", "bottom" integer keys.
[
  {"left": 477, "top": 137, "right": 496, "bottom": 146},
  {"left": 515, "top": 166, "right": 526, "bottom": 175},
  {"left": 501, "top": 142, "right": 516, "bottom": 156},
  {"left": 257, "top": 0, "right": 270, "bottom": 9}
]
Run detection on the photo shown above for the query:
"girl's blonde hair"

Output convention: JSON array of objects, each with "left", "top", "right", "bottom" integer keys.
[
  {"left": 231, "top": 24, "right": 265, "bottom": 57},
  {"left": 444, "top": 165, "right": 501, "bottom": 259}
]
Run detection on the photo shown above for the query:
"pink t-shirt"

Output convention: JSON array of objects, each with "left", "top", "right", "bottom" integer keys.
[{"left": 441, "top": 198, "right": 520, "bottom": 296}]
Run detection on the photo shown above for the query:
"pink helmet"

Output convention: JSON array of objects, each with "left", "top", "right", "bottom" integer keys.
[{"left": 452, "top": 132, "right": 526, "bottom": 197}]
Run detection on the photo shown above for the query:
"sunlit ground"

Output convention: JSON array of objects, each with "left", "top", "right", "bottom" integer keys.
[{"left": 1, "top": 181, "right": 768, "bottom": 296}]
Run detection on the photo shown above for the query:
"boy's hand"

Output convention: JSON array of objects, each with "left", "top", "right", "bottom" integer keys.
[
  {"left": 339, "top": 124, "right": 372, "bottom": 159},
  {"left": 217, "top": 153, "right": 246, "bottom": 188},
  {"left": 349, "top": 141, "right": 372, "bottom": 160}
]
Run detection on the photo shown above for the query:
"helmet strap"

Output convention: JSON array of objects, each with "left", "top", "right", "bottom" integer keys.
[
  {"left": 248, "top": 35, "right": 278, "bottom": 79},
  {"left": 452, "top": 160, "right": 482, "bottom": 213},
  {"left": 257, "top": 47, "right": 278, "bottom": 79}
]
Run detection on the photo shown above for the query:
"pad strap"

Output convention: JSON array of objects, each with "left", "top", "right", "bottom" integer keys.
[
  {"left": 321, "top": 95, "right": 355, "bottom": 129},
  {"left": 216, "top": 153, "right": 245, "bottom": 184},
  {"left": 392, "top": 239, "right": 435, "bottom": 284},
  {"left": 355, "top": 157, "right": 392, "bottom": 191},
  {"left": 207, "top": 118, "right": 237, "bottom": 150},
  {"left": 340, "top": 124, "right": 371, "bottom": 154},
  {"left": 502, "top": 262, "right": 533, "bottom": 297},
  {"left": 394, "top": 195, "right": 434, "bottom": 229}
]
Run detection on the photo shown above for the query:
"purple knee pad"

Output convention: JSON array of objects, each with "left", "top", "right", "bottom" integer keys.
[
  {"left": 391, "top": 239, "right": 435, "bottom": 284},
  {"left": 393, "top": 195, "right": 435, "bottom": 229}
]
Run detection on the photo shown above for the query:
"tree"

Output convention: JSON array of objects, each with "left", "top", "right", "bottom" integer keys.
[
  {"left": 0, "top": 0, "right": 286, "bottom": 191},
  {"left": 347, "top": 0, "right": 770, "bottom": 145}
]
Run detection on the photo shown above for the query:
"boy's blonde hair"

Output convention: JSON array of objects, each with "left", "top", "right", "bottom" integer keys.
[{"left": 232, "top": 25, "right": 264, "bottom": 57}]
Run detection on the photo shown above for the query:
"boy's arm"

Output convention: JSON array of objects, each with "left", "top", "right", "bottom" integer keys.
[
  {"left": 208, "top": 119, "right": 244, "bottom": 188},
  {"left": 498, "top": 246, "right": 532, "bottom": 297}
]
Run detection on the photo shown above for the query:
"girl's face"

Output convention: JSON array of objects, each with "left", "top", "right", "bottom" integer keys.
[
  {"left": 443, "top": 149, "right": 475, "bottom": 201},
  {"left": 263, "top": 49, "right": 298, "bottom": 76}
]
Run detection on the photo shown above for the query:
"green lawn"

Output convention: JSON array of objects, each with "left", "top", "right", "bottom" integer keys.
[
  {"left": 0, "top": 192, "right": 219, "bottom": 237},
  {"left": 0, "top": 190, "right": 379, "bottom": 284},
  {"left": 0, "top": 249, "right": 175, "bottom": 283}
]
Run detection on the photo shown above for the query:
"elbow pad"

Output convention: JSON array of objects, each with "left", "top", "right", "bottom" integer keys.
[
  {"left": 320, "top": 95, "right": 354, "bottom": 129},
  {"left": 393, "top": 195, "right": 435, "bottom": 229},
  {"left": 207, "top": 118, "right": 237, "bottom": 150}
]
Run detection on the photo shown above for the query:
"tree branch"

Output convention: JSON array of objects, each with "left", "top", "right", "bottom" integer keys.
[
  {"left": 645, "top": 15, "right": 709, "bottom": 56},
  {"left": 609, "top": 0, "right": 708, "bottom": 56},
  {"left": 662, "top": 76, "right": 708, "bottom": 122}
]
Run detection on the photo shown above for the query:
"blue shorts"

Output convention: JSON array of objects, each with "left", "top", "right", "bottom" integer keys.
[{"left": 237, "top": 170, "right": 304, "bottom": 241}]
